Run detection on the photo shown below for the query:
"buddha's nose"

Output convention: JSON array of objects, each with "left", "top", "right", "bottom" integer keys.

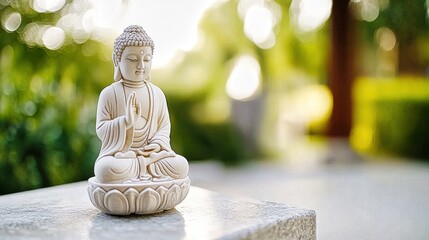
[{"left": 137, "top": 60, "right": 144, "bottom": 70}]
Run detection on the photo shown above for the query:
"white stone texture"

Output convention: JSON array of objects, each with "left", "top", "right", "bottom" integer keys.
[
  {"left": 88, "top": 177, "right": 190, "bottom": 215},
  {"left": 92, "top": 25, "right": 190, "bottom": 215},
  {"left": 0, "top": 183, "right": 315, "bottom": 240}
]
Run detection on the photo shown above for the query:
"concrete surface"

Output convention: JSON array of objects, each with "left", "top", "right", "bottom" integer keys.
[
  {"left": 189, "top": 160, "right": 429, "bottom": 240},
  {"left": 0, "top": 183, "right": 316, "bottom": 240}
]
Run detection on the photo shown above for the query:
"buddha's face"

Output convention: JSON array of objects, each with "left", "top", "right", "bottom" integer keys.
[{"left": 119, "top": 46, "right": 152, "bottom": 82}]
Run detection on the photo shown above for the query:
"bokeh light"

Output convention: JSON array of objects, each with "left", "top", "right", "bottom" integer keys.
[
  {"left": 282, "top": 85, "right": 332, "bottom": 127},
  {"left": 349, "top": 0, "right": 381, "bottom": 22},
  {"left": 32, "top": 0, "right": 66, "bottom": 13},
  {"left": 21, "top": 23, "right": 41, "bottom": 46},
  {"left": 244, "top": 5, "right": 274, "bottom": 47},
  {"left": 375, "top": 27, "right": 396, "bottom": 51},
  {"left": 290, "top": 0, "right": 332, "bottom": 33},
  {"left": 42, "top": 26, "right": 65, "bottom": 50},
  {"left": 9, "top": 0, "right": 220, "bottom": 68},
  {"left": 1, "top": 12, "right": 21, "bottom": 32},
  {"left": 226, "top": 55, "right": 261, "bottom": 101},
  {"left": 239, "top": 0, "right": 281, "bottom": 49}
]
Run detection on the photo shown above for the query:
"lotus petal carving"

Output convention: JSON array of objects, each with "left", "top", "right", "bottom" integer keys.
[
  {"left": 137, "top": 188, "right": 161, "bottom": 214},
  {"left": 87, "top": 177, "right": 190, "bottom": 215}
]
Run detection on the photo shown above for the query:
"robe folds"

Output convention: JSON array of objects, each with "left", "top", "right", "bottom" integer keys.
[{"left": 94, "top": 80, "right": 188, "bottom": 183}]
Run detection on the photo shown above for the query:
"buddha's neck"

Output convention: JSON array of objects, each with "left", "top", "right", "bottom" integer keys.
[{"left": 121, "top": 79, "right": 146, "bottom": 88}]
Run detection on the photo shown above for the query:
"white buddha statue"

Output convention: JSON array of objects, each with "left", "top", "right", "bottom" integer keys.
[{"left": 94, "top": 25, "right": 189, "bottom": 184}]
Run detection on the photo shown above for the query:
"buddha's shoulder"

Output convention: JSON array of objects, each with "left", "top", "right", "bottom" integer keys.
[
  {"left": 147, "top": 82, "right": 166, "bottom": 96},
  {"left": 100, "top": 82, "right": 122, "bottom": 96}
]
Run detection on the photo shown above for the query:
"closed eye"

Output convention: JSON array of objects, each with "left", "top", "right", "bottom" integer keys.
[{"left": 127, "top": 57, "right": 138, "bottom": 61}]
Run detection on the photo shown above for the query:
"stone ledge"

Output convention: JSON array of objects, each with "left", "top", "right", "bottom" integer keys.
[{"left": 0, "top": 182, "right": 316, "bottom": 240}]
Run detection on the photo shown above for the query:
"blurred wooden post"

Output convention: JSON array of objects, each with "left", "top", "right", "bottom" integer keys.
[{"left": 327, "top": 0, "right": 355, "bottom": 137}]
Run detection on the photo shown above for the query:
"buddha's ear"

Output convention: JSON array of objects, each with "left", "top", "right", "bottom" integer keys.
[
  {"left": 112, "top": 53, "right": 122, "bottom": 81},
  {"left": 114, "top": 65, "right": 122, "bottom": 81},
  {"left": 112, "top": 53, "right": 118, "bottom": 67}
]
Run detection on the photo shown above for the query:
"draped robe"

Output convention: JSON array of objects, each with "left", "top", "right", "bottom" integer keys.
[{"left": 94, "top": 80, "right": 188, "bottom": 183}]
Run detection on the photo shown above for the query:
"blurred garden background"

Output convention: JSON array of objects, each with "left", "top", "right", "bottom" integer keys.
[{"left": 1, "top": 0, "right": 429, "bottom": 195}]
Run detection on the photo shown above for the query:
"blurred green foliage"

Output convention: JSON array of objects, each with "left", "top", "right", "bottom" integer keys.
[
  {"left": 362, "top": 0, "right": 428, "bottom": 43},
  {"left": 0, "top": 1, "right": 250, "bottom": 195},
  {"left": 349, "top": 0, "right": 429, "bottom": 160},
  {"left": 0, "top": 0, "right": 116, "bottom": 194},
  {"left": 5, "top": 0, "right": 428, "bottom": 195},
  {"left": 1, "top": 0, "right": 335, "bottom": 195},
  {"left": 0, "top": 23, "right": 112, "bottom": 193},
  {"left": 357, "top": 0, "right": 429, "bottom": 74},
  {"left": 375, "top": 99, "right": 429, "bottom": 159},
  {"left": 352, "top": 78, "right": 429, "bottom": 160},
  {"left": 168, "top": 96, "right": 246, "bottom": 162}
]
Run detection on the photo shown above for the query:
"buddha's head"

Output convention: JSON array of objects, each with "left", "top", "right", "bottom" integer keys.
[{"left": 113, "top": 25, "right": 155, "bottom": 82}]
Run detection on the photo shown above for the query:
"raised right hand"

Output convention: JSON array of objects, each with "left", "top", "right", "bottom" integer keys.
[{"left": 125, "top": 92, "right": 141, "bottom": 128}]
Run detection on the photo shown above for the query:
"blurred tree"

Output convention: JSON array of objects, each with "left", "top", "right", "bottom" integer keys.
[
  {"left": 0, "top": 0, "right": 253, "bottom": 194},
  {"left": 327, "top": 0, "right": 355, "bottom": 137},
  {"left": 357, "top": 0, "right": 429, "bottom": 75},
  {"left": 3, "top": 0, "right": 373, "bottom": 194},
  {"left": 327, "top": 0, "right": 429, "bottom": 137},
  {"left": 386, "top": 0, "right": 428, "bottom": 74},
  {"left": 350, "top": 0, "right": 429, "bottom": 160},
  {"left": 187, "top": 0, "right": 332, "bottom": 157},
  {"left": 0, "top": 1, "right": 112, "bottom": 194},
  {"left": 155, "top": 1, "right": 250, "bottom": 163}
]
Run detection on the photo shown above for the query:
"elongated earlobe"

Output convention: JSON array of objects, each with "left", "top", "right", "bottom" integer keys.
[
  {"left": 112, "top": 53, "right": 122, "bottom": 81},
  {"left": 114, "top": 65, "right": 122, "bottom": 81}
]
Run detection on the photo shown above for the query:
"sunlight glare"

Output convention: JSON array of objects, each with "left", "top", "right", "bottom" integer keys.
[
  {"left": 78, "top": 0, "right": 219, "bottom": 68},
  {"left": 82, "top": 9, "right": 96, "bottom": 33},
  {"left": 290, "top": 0, "right": 332, "bottom": 32},
  {"left": 257, "top": 31, "right": 276, "bottom": 49},
  {"left": 295, "top": 85, "right": 332, "bottom": 122},
  {"left": 239, "top": 0, "right": 280, "bottom": 49},
  {"left": 226, "top": 56, "right": 261, "bottom": 101},
  {"left": 280, "top": 84, "right": 332, "bottom": 141},
  {"left": 32, "top": 0, "right": 66, "bottom": 13},
  {"left": 90, "top": 0, "right": 122, "bottom": 29},
  {"left": 2, "top": 12, "right": 21, "bottom": 32},
  {"left": 24, "top": 0, "right": 222, "bottom": 64},
  {"left": 244, "top": 5, "right": 274, "bottom": 45},
  {"left": 42, "top": 26, "right": 65, "bottom": 50}
]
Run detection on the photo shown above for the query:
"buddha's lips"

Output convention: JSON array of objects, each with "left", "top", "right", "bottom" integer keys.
[{"left": 135, "top": 70, "right": 144, "bottom": 74}]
